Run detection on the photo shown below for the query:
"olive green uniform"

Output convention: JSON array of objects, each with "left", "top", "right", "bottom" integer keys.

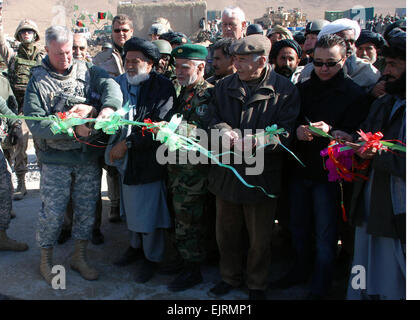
[{"left": 167, "top": 79, "right": 213, "bottom": 263}]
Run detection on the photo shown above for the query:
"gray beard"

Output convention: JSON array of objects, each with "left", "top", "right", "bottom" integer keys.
[
  {"left": 179, "top": 73, "right": 198, "bottom": 86},
  {"left": 127, "top": 72, "right": 150, "bottom": 85}
]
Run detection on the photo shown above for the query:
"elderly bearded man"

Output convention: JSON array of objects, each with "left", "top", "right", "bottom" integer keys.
[
  {"left": 108, "top": 38, "right": 176, "bottom": 283},
  {"left": 24, "top": 26, "right": 122, "bottom": 285}
]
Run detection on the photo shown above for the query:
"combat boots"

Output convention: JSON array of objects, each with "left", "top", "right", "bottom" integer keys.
[
  {"left": 39, "top": 247, "right": 54, "bottom": 285},
  {"left": 70, "top": 240, "right": 99, "bottom": 280},
  {"left": 13, "top": 173, "right": 27, "bottom": 201},
  {"left": 0, "top": 230, "right": 28, "bottom": 251}
]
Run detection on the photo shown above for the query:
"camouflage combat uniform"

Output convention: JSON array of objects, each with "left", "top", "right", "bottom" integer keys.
[
  {"left": 0, "top": 96, "right": 18, "bottom": 231},
  {"left": 24, "top": 58, "right": 122, "bottom": 248},
  {"left": 0, "top": 19, "right": 44, "bottom": 179},
  {"left": 0, "top": 148, "right": 12, "bottom": 231},
  {"left": 167, "top": 78, "right": 214, "bottom": 263}
]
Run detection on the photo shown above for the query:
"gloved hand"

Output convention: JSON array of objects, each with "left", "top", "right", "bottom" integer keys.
[{"left": 9, "top": 122, "right": 23, "bottom": 146}]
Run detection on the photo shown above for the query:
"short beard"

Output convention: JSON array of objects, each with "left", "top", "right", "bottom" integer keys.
[
  {"left": 275, "top": 65, "right": 294, "bottom": 78},
  {"left": 126, "top": 65, "right": 150, "bottom": 85},
  {"left": 385, "top": 71, "right": 406, "bottom": 98},
  {"left": 179, "top": 72, "right": 198, "bottom": 86}
]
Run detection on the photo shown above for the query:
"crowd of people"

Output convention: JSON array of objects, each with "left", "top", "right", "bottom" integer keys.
[{"left": 0, "top": 5, "right": 406, "bottom": 300}]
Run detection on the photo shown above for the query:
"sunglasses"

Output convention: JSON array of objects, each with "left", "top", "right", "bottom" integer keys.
[
  {"left": 20, "top": 29, "right": 34, "bottom": 34},
  {"left": 313, "top": 58, "right": 344, "bottom": 67},
  {"left": 113, "top": 28, "right": 131, "bottom": 33}
]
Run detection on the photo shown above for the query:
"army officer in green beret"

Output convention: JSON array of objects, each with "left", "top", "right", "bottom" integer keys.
[{"left": 166, "top": 44, "right": 215, "bottom": 292}]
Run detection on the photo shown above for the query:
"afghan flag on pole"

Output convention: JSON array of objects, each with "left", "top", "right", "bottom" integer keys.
[
  {"left": 98, "top": 12, "right": 106, "bottom": 20},
  {"left": 76, "top": 20, "right": 85, "bottom": 27}
]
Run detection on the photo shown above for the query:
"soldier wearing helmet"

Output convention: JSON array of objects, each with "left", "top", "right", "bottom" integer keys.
[
  {"left": 246, "top": 24, "right": 264, "bottom": 36},
  {"left": 302, "top": 19, "right": 330, "bottom": 63},
  {"left": 153, "top": 39, "right": 181, "bottom": 96},
  {"left": 0, "top": 10, "right": 44, "bottom": 201}
]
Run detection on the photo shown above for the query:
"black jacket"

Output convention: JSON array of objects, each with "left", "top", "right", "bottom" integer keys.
[
  {"left": 208, "top": 66, "right": 301, "bottom": 204},
  {"left": 124, "top": 72, "right": 176, "bottom": 185},
  {"left": 349, "top": 94, "right": 406, "bottom": 241},
  {"left": 291, "top": 69, "right": 369, "bottom": 182}
]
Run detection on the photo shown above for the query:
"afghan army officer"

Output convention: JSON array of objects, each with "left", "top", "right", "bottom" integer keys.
[
  {"left": 0, "top": 11, "right": 44, "bottom": 200},
  {"left": 166, "top": 44, "right": 214, "bottom": 292}
]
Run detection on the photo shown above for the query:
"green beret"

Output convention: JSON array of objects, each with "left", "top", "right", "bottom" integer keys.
[
  {"left": 230, "top": 34, "right": 272, "bottom": 56},
  {"left": 171, "top": 44, "right": 208, "bottom": 60}
]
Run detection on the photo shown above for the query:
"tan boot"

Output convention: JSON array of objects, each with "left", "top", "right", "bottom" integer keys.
[
  {"left": 0, "top": 230, "right": 28, "bottom": 251},
  {"left": 70, "top": 240, "right": 98, "bottom": 280},
  {"left": 13, "top": 173, "right": 27, "bottom": 201},
  {"left": 40, "top": 247, "right": 54, "bottom": 285}
]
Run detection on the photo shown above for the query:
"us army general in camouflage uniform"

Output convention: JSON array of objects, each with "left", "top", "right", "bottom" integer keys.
[
  {"left": 24, "top": 26, "right": 122, "bottom": 284},
  {"left": 166, "top": 44, "right": 214, "bottom": 292}
]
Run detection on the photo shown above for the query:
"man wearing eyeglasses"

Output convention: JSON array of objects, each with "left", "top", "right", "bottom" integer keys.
[
  {"left": 221, "top": 6, "right": 247, "bottom": 40},
  {"left": 72, "top": 33, "right": 90, "bottom": 62},
  {"left": 206, "top": 6, "right": 246, "bottom": 77},
  {"left": 93, "top": 14, "right": 134, "bottom": 78},
  {"left": 298, "top": 18, "right": 381, "bottom": 92},
  {"left": 272, "top": 34, "right": 369, "bottom": 299},
  {"left": 93, "top": 15, "right": 134, "bottom": 224}
]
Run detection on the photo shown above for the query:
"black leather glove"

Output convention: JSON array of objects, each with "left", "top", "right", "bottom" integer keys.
[{"left": 9, "top": 122, "right": 23, "bottom": 146}]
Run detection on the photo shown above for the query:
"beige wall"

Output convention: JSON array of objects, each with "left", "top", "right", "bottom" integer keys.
[{"left": 117, "top": 1, "right": 207, "bottom": 39}]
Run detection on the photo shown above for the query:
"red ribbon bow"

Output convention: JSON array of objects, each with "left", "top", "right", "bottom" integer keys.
[
  {"left": 57, "top": 112, "right": 68, "bottom": 120},
  {"left": 357, "top": 130, "right": 384, "bottom": 153},
  {"left": 141, "top": 118, "right": 154, "bottom": 136}
]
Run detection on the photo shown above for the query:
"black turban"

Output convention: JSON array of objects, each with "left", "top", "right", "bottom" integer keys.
[
  {"left": 382, "top": 28, "right": 406, "bottom": 60},
  {"left": 356, "top": 29, "right": 386, "bottom": 49},
  {"left": 269, "top": 39, "right": 302, "bottom": 64},
  {"left": 123, "top": 37, "right": 161, "bottom": 63}
]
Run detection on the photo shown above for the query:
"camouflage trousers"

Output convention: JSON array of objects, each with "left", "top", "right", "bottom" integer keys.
[
  {"left": 37, "top": 163, "right": 101, "bottom": 248},
  {"left": 2, "top": 119, "right": 29, "bottom": 175},
  {"left": 168, "top": 165, "right": 209, "bottom": 263},
  {"left": 0, "top": 149, "right": 12, "bottom": 231}
]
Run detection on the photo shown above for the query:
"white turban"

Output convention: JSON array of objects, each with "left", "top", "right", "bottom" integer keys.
[{"left": 317, "top": 18, "right": 361, "bottom": 40}]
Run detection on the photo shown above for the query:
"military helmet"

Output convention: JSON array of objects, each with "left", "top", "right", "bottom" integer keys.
[
  {"left": 246, "top": 24, "right": 264, "bottom": 36},
  {"left": 305, "top": 19, "right": 330, "bottom": 35},
  {"left": 149, "top": 23, "right": 166, "bottom": 36},
  {"left": 152, "top": 39, "right": 172, "bottom": 55},
  {"left": 102, "top": 42, "right": 113, "bottom": 50},
  {"left": 14, "top": 19, "right": 40, "bottom": 42}
]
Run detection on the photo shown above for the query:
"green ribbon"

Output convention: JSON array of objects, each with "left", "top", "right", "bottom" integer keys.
[{"left": 0, "top": 112, "right": 305, "bottom": 198}]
